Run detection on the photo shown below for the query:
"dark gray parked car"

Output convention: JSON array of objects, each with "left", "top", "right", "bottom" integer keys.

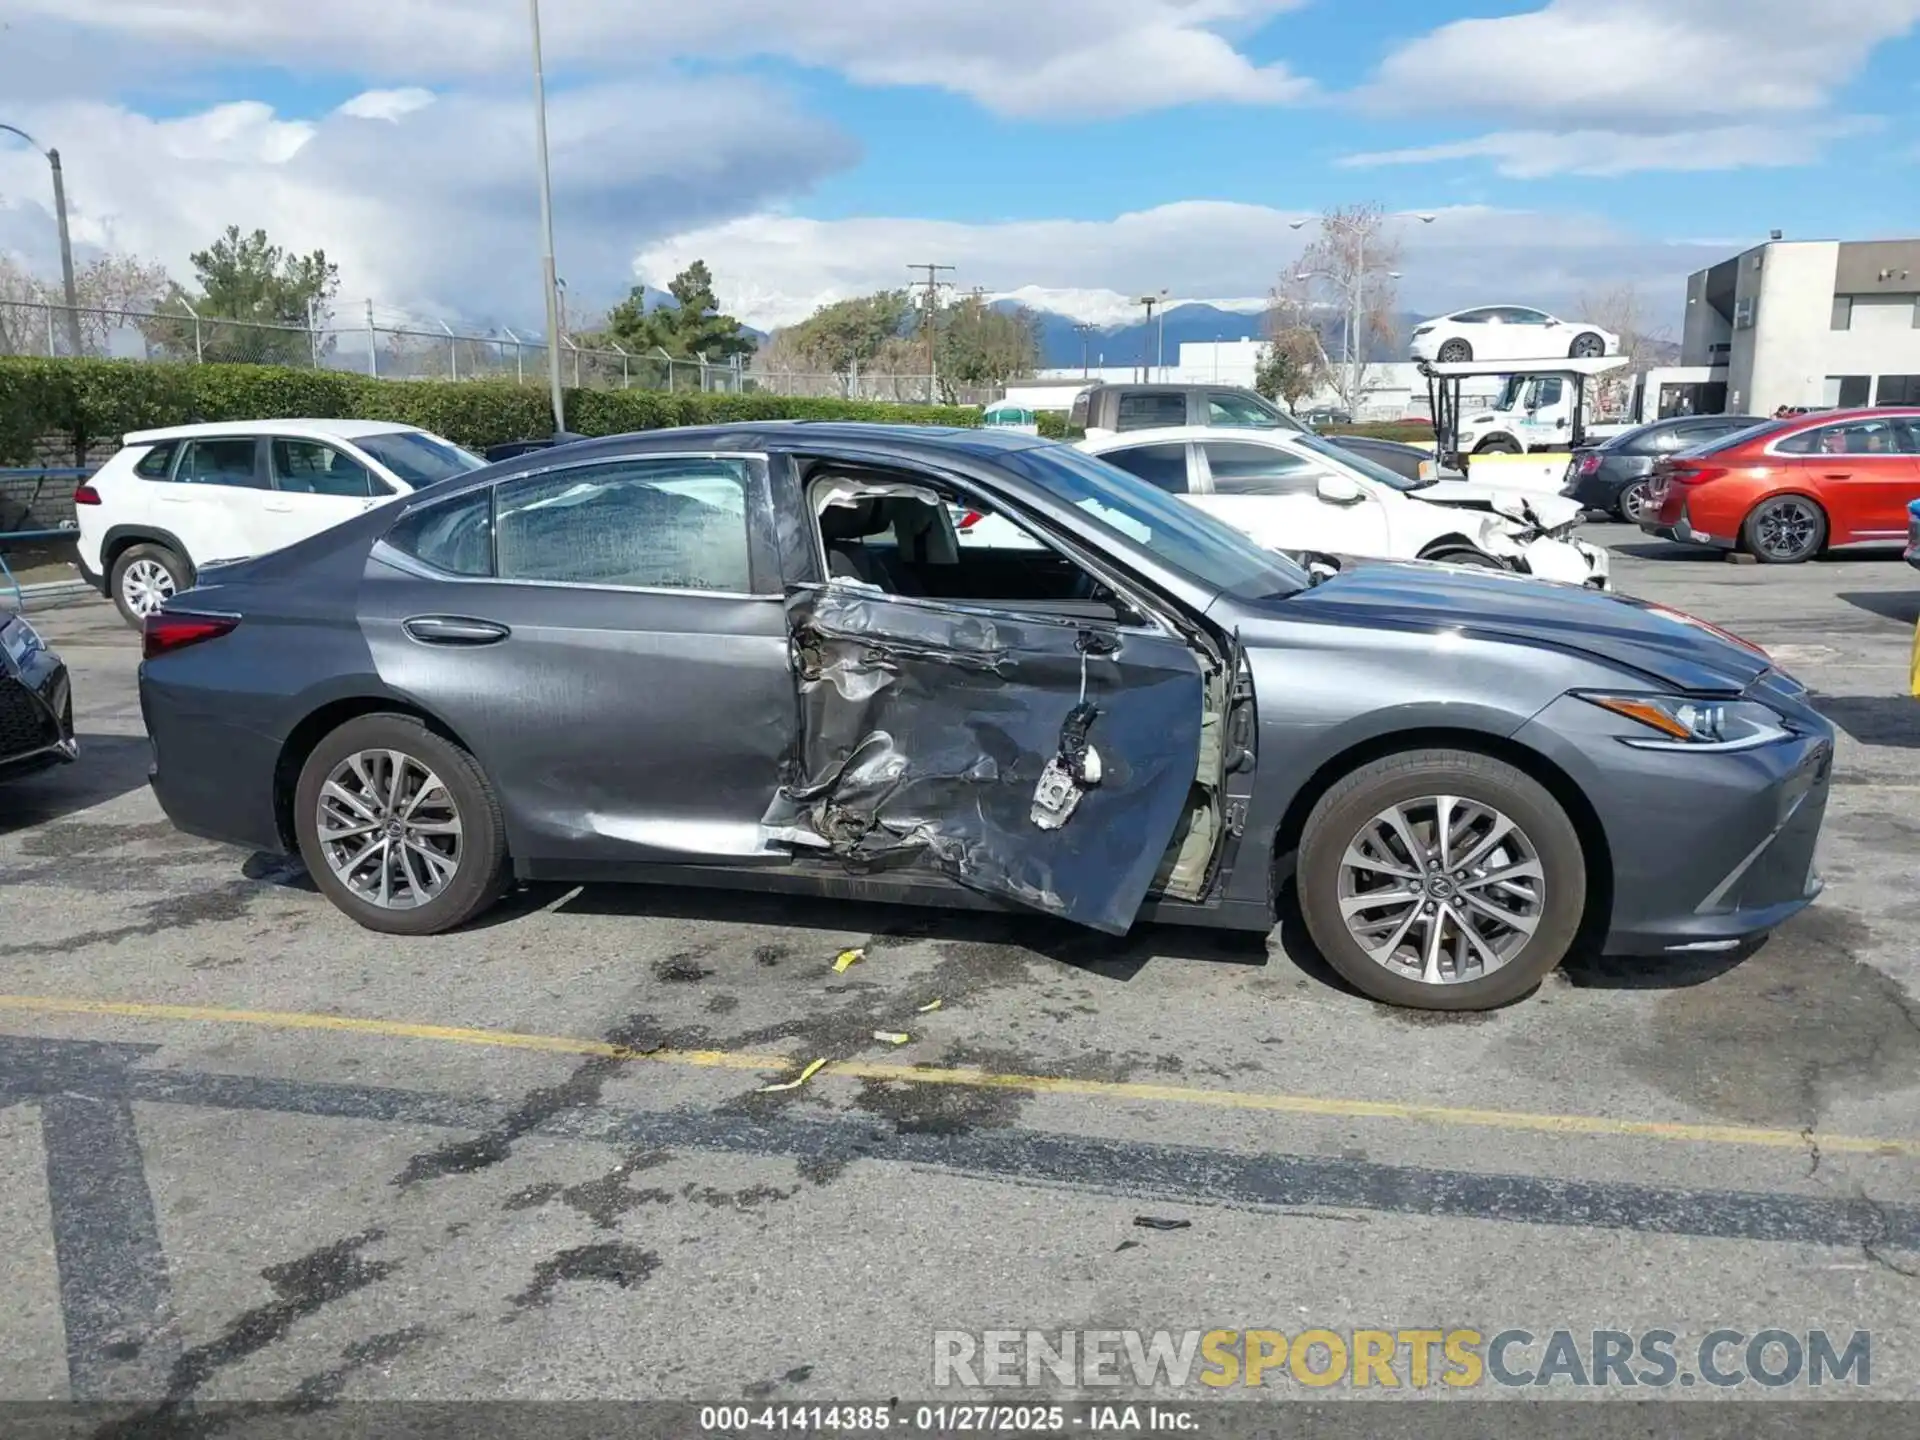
[
  {"left": 0, "top": 611, "right": 75, "bottom": 780},
  {"left": 1561, "top": 414, "right": 1764, "bottom": 522},
  {"left": 138, "top": 424, "right": 1834, "bottom": 1010}
]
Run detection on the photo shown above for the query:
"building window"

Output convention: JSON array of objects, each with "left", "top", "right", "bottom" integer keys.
[
  {"left": 1826, "top": 375, "right": 1871, "bottom": 407},
  {"left": 1875, "top": 375, "right": 1920, "bottom": 406},
  {"left": 1831, "top": 296, "right": 1852, "bottom": 330},
  {"left": 1733, "top": 297, "right": 1755, "bottom": 330}
]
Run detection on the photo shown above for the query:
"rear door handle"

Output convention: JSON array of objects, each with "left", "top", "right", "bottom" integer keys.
[{"left": 403, "top": 615, "right": 511, "bottom": 646}]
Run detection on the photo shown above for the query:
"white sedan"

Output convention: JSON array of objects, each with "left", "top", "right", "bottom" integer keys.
[
  {"left": 1051, "top": 427, "right": 1609, "bottom": 589},
  {"left": 1409, "top": 305, "right": 1618, "bottom": 364}
]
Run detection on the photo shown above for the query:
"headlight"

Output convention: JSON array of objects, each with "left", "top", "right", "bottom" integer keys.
[{"left": 1582, "top": 694, "right": 1791, "bottom": 752}]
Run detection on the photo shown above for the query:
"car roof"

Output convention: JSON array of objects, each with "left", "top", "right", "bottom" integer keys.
[
  {"left": 486, "top": 421, "right": 1055, "bottom": 464},
  {"left": 123, "top": 418, "right": 433, "bottom": 444},
  {"left": 1079, "top": 425, "right": 1298, "bottom": 448},
  {"left": 1778, "top": 406, "right": 1920, "bottom": 424}
]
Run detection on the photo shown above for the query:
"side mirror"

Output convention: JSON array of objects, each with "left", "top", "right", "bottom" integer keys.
[
  {"left": 1555, "top": 416, "right": 1569, "bottom": 428},
  {"left": 1316, "top": 473, "right": 1365, "bottom": 505}
]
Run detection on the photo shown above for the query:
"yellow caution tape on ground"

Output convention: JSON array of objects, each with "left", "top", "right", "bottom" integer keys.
[
  {"left": 1910, "top": 618, "right": 1920, "bottom": 698},
  {"left": 759, "top": 1057, "right": 829, "bottom": 1093},
  {"left": 832, "top": 948, "right": 864, "bottom": 973}
]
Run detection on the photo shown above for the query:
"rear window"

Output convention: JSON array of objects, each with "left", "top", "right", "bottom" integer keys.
[
  {"left": 354, "top": 430, "right": 486, "bottom": 488},
  {"left": 1114, "top": 393, "right": 1188, "bottom": 430}
]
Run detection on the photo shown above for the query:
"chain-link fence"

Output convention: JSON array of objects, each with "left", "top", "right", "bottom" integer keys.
[{"left": 0, "top": 299, "right": 1000, "bottom": 404}]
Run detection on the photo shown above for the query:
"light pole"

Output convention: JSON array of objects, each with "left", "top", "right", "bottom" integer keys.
[
  {"left": 1135, "top": 289, "right": 1168, "bottom": 381},
  {"left": 527, "top": 0, "right": 566, "bottom": 433},
  {"left": 0, "top": 123, "right": 82, "bottom": 358},
  {"left": 1291, "top": 211, "right": 1434, "bottom": 414}
]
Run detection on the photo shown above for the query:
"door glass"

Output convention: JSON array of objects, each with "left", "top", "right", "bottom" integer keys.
[
  {"left": 1201, "top": 442, "right": 1318, "bottom": 496},
  {"left": 272, "top": 439, "right": 376, "bottom": 498},
  {"left": 1114, "top": 393, "right": 1187, "bottom": 430},
  {"left": 385, "top": 492, "right": 493, "bottom": 576},
  {"left": 1205, "top": 392, "right": 1287, "bottom": 428},
  {"left": 494, "top": 458, "right": 754, "bottom": 592},
  {"left": 133, "top": 442, "right": 178, "bottom": 479},
  {"left": 1777, "top": 420, "right": 1908, "bottom": 456},
  {"left": 1102, "top": 443, "right": 1189, "bottom": 493},
  {"left": 180, "top": 439, "right": 265, "bottom": 488}
]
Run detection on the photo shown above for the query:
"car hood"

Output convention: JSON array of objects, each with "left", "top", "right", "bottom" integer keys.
[
  {"left": 1256, "top": 560, "right": 1773, "bottom": 692},
  {"left": 1414, "top": 481, "right": 1583, "bottom": 529}
]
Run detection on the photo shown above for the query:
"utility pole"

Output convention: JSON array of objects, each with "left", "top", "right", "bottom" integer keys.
[
  {"left": 0, "top": 125, "right": 81, "bottom": 357},
  {"left": 1073, "top": 322, "right": 1094, "bottom": 377},
  {"left": 909, "top": 262, "right": 954, "bottom": 404},
  {"left": 528, "top": 0, "right": 567, "bottom": 434},
  {"left": 1135, "top": 291, "right": 1167, "bottom": 381}
]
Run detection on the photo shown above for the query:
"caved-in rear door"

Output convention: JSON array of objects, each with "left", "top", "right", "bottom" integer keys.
[{"left": 764, "top": 584, "right": 1204, "bottom": 934}]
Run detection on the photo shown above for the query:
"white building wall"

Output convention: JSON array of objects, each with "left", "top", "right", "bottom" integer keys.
[{"left": 1739, "top": 241, "right": 1840, "bottom": 414}]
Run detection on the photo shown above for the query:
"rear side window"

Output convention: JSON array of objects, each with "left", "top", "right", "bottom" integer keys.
[
  {"left": 133, "top": 442, "right": 177, "bottom": 479},
  {"left": 1100, "top": 443, "right": 1188, "bottom": 494},
  {"left": 1206, "top": 391, "right": 1287, "bottom": 429},
  {"left": 385, "top": 491, "right": 492, "bottom": 577},
  {"left": 178, "top": 438, "right": 267, "bottom": 489},
  {"left": 1114, "top": 393, "right": 1187, "bottom": 430},
  {"left": 494, "top": 457, "right": 754, "bottom": 592}
]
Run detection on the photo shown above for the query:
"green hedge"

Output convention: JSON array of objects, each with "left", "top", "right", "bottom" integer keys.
[
  {"left": 1319, "top": 420, "right": 1435, "bottom": 443},
  {"left": 1035, "top": 412, "right": 1084, "bottom": 441},
  {"left": 0, "top": 358, "right": 984, "bottom": 464}
]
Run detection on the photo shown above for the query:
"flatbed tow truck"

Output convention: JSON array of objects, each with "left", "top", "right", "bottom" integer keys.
[{"left": 1420, "top": 355, "right": 1634, "bottom": 496}]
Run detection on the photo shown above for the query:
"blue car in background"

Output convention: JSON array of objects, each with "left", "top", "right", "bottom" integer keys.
[{"left": 1907, "top": 499, "right": 1920, "bottom": 571}]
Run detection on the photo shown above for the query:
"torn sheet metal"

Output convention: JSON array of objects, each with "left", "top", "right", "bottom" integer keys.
[{"left": 762, "top": 585, "right": 1204, "bottom": 935}]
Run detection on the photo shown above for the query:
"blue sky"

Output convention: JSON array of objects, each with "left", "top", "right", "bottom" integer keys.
[{"left": 1, "top": 1, "right": 1916, "bottom": 333}]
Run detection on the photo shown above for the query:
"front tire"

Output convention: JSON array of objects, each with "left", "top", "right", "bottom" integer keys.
[
  {"left": 1568, "top": 332, "right": 1606, "bottom": 359},
  {"left": 294, "top": 712, "right": 509, "bottom": 935},
  {"left": 1295, "top": 748, "right": 1587, "bottom": 1010},
  {"left": 110, "top": 543, "right": 190, "bottom": 629},
  {"left": 1474, "top": 435, "right": 1522, "bottom": 455},
  {"left": 1437, "top": 339, "right": 1473, "bottom": 364},
  {"left": 1742, "top": 495, "right": 1826, "bottom": 563}
]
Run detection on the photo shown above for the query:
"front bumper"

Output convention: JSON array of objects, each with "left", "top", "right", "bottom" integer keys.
[
  {"left": 1518, "top": 685, "right": 1834, "bottom": 957},
  {"left": 1517, "top": 535, "right": 1611, "bottom": 590},
  {"left": 0, "top": 630, "right": 76, "bottom": 780}
]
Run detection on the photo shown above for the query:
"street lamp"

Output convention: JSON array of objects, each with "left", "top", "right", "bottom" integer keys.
[
  {"left": 527, "top": 0, "right": 566, "bottom": 434},
  {"left": 0, "top": 123, "right": 82, "bottom": 358},
  {"left": 1291, "top": 212, "right": 1435, "bottom": 415},
  {"left": 1135, "top": 288, "right": 1169, "bottom": 382}
]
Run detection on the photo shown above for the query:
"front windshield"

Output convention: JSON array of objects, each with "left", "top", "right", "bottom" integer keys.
[
  {"left": 356, "top": 430, "right": 487, "bottom": 488},
  {"left": 1291, "top": 432, "right": 1428, "bottom": 492},
  {"left": 1495, "top": 376, "right": 1525, "bottom": 410},
  {"left": 996, "top": 444, "right": 1308, "bottom": 601}
]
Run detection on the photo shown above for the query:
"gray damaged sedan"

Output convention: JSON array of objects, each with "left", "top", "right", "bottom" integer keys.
[{"left": 138, "top": 424, "right": 1834, "bottom": 1010}]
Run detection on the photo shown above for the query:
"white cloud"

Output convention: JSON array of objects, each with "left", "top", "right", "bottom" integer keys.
[
  {"left": 0, "top": 76, "right": 855, "bottom": 324},
  {"left": 635, "top": 203, "right": 1734, "bottom": 333},
  {"left": 15, "top": 0, "right": 1312, "bottom": 118},
  {"left": 1341, "top": 119, "right": 1880, "bottom": 179},
  {"left": 1362, "top": 0, "right": 1920, "bottom": 127},
  {"left": 336, "top": 89, "right": 438, "bottom": 123}
]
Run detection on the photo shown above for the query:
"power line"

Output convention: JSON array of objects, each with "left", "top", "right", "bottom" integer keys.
[{"left": 909, "top": 262, "right": 954, "bottom": 403}]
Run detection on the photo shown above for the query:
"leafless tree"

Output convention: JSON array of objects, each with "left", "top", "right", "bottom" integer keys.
[
  {"left": 1295, "top": 203, "right": 1402, "bottom": 412},
  {"left": 1578, "top": 284, "right": 1674, "bottom": 413}
]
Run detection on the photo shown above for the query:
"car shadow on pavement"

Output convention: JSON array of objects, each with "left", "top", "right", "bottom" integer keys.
[
  {"left": 1559, "top": 937, "right": 1762, "bottom": 991},
  {"left": 0, "top": 733, "right": 151, "bottom": 835},
  {"left": 543, "top": 880, "right": 1271, "bottom": 980},
  {"left": 1808, "top": 694, "right": 1920, "bottom": 749},
  {"left": 1608, "top": 541, "right": 1724, "bottom": 562},
  {"left": 1836, "top": 590, "right": 1920, "bottom": 626}
]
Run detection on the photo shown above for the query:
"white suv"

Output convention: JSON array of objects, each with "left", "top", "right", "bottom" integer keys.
[{"left": 74, "top": 420, "right": 486, "bottom": 626}]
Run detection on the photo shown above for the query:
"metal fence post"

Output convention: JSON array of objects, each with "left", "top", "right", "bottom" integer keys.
[
  {"left": 441, "top": 321, "right": 458, "bottom": 381},
  {"left": 179, "top": 298, "right": 204, "bottom": 364},
  {"left": 366, "top": 300, "right": 378, "bottom": 377},
  {"left": 613, "top": 341, "right": 629, "bottom": 389}
]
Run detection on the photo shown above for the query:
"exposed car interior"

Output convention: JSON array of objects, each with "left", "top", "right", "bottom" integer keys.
[{"left": 798, "top": 459, "right": 1234, "bottom": 905}]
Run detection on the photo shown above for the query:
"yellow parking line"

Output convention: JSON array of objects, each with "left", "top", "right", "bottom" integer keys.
[{"left": 2, "top": 993, "right": 1915, "bottom": 1158}]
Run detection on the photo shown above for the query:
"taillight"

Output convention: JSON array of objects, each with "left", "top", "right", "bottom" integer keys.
[
  {"left": 1667, "top": 461, "right": 1728, "bottom": 486},
  {"left": 73, "top": 483, "right": 101, "bottom": 505},
  {"left": 955, "top": 510, "right": 984, "bottom": 531},
  {"left": 1576, "top": 453, "right": 1602, "bottom": 476},
  {"left": 142, "top": 611, "right": 239, "bottom": 661}
]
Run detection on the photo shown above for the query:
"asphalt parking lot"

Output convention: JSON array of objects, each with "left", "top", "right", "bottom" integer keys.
[{"left": 3, "top": 523, "right": 1918, "bottom": 1414}]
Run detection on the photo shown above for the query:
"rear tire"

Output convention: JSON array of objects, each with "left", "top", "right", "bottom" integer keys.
[
  {"left": 110, "top": 543, "right": 189, "bottom": 629},
  {"left": 1295, "top": 748, "right": 1587, "bottom": 1010},
  {"left": 1437, "top": 339, "right": 1473, "bottom": 363},
  {"left": 1742, "top": 494, "right": 1826, "bottom": 563},
  {"left": 1616, "top": 480, "right": 1652, "bottom": 524},
  {"left": 294, "top": 712, "right": 509, "bottom": 935},
  {"left": 1568, "top": 332, "right": 1606, "bottom": 359}
]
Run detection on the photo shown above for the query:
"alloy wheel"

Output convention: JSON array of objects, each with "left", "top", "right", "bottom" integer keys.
[
  {"left": 1753, "top": 499, "right": 1819, "bottom": 560},
  {"left": 1570, "top": 333, "right": 1605, "bottom": 359},
  {"left": 314, "top": 749, "right": 463, "bottom": 909},
  {"left": 1335, "top": 796, "right": 1545, "bottom": 986},
  {"left": 1618, "top": 481, "right": 1651, "bottom": 524},
  {"left": 121, "top": 559, "right": 176, "bottom": 617},
  {"left": 1438, "top": 340, "right": 1471, "bottom": 364}
]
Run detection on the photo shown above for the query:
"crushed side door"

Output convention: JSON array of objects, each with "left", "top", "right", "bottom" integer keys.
[{"left": 762, "top": 585, "right": 1205, "bottom": 934}]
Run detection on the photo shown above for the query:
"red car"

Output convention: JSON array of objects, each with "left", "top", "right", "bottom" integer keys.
[{"left": 1641, "top": 407, "right": 1920, "bottom": 563}]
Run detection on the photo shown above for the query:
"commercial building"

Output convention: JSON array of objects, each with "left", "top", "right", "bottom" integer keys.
[{"left": 1682, "top": 239, "right": 1920, "bottom": 415}]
